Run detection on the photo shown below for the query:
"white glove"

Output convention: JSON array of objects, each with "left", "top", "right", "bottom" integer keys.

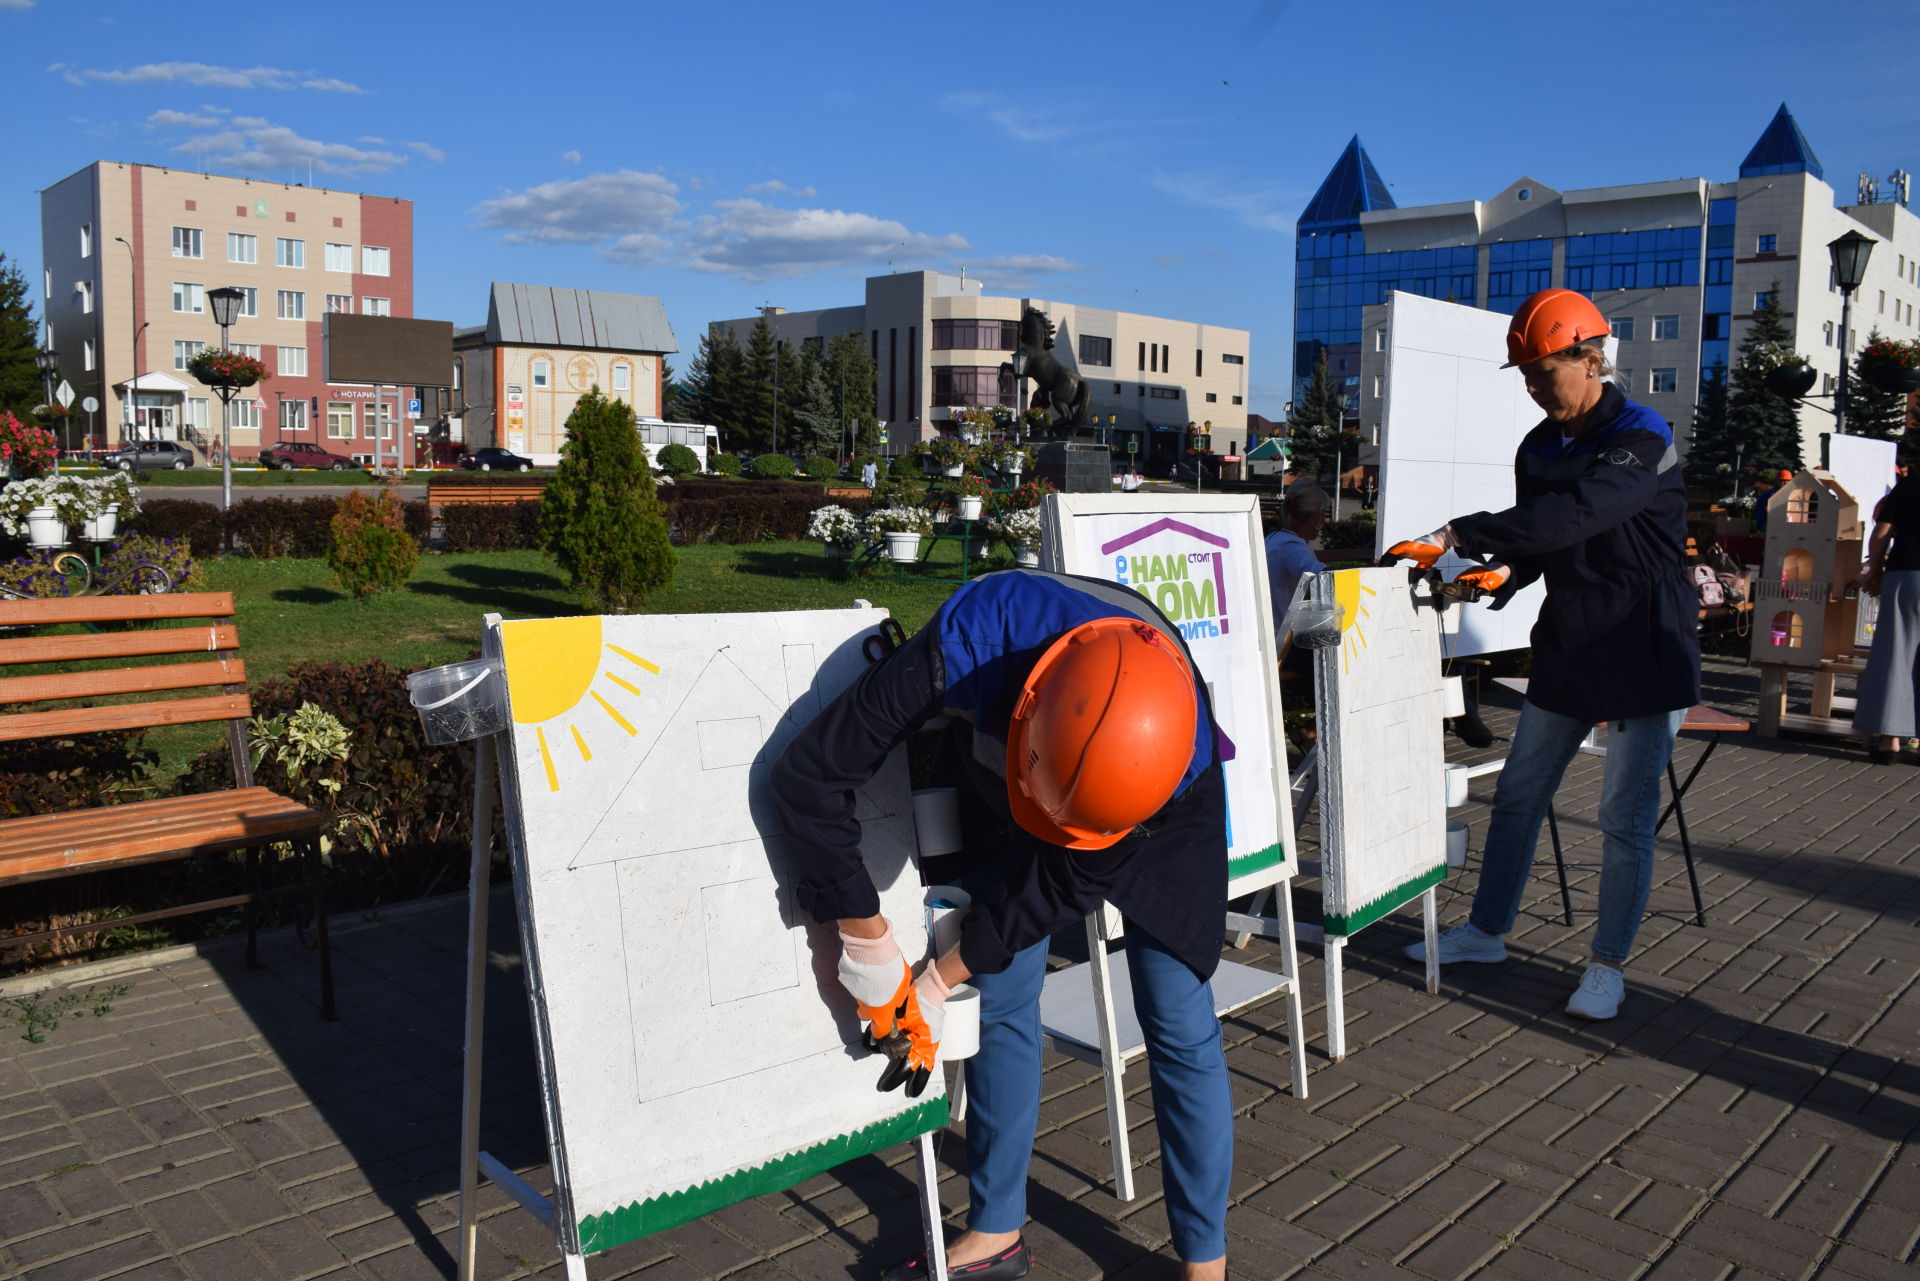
[{"left": 837, "top": 924, "right": 904, "bottom": 1008}]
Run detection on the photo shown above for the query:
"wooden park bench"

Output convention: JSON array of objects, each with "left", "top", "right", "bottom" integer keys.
[
  {"left": 427, "top": 478, "right": 546, "bottom": 510},
  {"left": 0, "top": 592, "right": 333, "bottom": 1017}
]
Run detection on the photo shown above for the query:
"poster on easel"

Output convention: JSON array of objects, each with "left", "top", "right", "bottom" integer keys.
[
  {"left": 485, "top": 608, "right": 944, "bottom": 1259},
  {"left": 1040, "top": 493, "right": 1293, "bottom": 894}
]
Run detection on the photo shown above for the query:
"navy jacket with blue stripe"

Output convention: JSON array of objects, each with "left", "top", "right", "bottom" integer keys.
[
  {"left": 770, "top": 569, "right": 1228, "bottom": 980},
  {"left": 1450, "top": 382, "right": 1701, "bottom": 722}
]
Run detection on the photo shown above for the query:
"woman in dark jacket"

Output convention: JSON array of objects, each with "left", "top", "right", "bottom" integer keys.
[{"left": 1387, "top": 288, "right": 1700, "bottom": 1022}]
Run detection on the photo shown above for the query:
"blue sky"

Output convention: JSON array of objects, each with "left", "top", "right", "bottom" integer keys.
[{"left": 5, "top": 0, "right": 1918, "bottom": 419}]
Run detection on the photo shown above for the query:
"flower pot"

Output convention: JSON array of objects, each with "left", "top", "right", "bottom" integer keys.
[
  {"left": 941, "top": 464, "right": 964, "bottom": 478},
  {"left": 1861, "top": 363, "right": 1920, "bottom": 395},
  {"left": 957, "top": 495, "right": 984, "bottom": 522},
  {"left": 884, "top": 532, "right": 922, "bottom": 564},
  {"left": 25, "top": 506, "right": 68, "bottom": 549},
  {"left": 825, "top": 543, "right": 854, "bottom": 560},
  {"left": 81, "top": 504, "right": 120, "bottom": 543},
  {"left": 1013, "top": 543, "right": 1040, "bottom": 568}
]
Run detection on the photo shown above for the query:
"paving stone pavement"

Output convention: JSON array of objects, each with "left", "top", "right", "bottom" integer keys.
[{"left": 1, "top": 658, "right": 1915, "bottom": 1281}]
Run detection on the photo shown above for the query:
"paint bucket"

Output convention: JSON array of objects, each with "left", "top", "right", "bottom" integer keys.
[
  {"left": 1446, "top": 819, "right": 1469, "bottom": 869},
  {"left": 1440, "top": 675, "right": 1466, "bottom": 719},
  {"left": 924, "top": 885, "right": 972, "bottom": 957},
  {"left": 1443, "top": 763, "right": 1469, "bottom": 808},
  {"left": 912, "top": 788, "right": 963, "bottom": 858},
  {"left": 405, "top": 658, "right": 507, "bottom": 745},
  {"left": 938, "top": 983, "right": 980, "bottom": 1060}
]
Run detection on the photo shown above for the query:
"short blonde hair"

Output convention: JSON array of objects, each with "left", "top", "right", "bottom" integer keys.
[{"left": 1555, "top": 336, "right": 1616, "bottom": 380}]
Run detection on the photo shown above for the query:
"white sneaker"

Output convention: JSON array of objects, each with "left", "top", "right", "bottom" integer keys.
[
  {"left": 1566, "top": 963, "right": 1624, "bottom": 1020},
  {"left": 1403, "top": 922, "right": 1508, "bottom": 965}
]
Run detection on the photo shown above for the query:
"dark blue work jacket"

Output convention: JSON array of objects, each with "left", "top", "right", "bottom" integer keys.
[
  {"left": 1450, "top": 383, "right": 1701, "bottom": 722},
  {"left": 769, "top": 569, "right": 1228, "bottom": 980}
]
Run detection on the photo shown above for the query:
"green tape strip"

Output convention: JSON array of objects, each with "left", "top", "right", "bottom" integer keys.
[
  {"left": 576, "top": 1095, "right": 949, "bottom": 1255},
  {"left": 1227, "top": 840, "right": 1285, "bottom": 880},
  {"left": 1323, "top": 864, "right": 1447, "bottom": 936}
]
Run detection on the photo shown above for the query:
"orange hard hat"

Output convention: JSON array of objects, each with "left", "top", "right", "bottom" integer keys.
[
  {"left": 1006, "top": 618, "right": 1200, "bottom": 850},
  {"left": 1503, "top": 288, "right": 1610, "bottom": 368}
]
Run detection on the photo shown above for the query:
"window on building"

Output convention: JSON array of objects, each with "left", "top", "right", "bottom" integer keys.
[
  {"left": 277, "top": 290, "right": 305, "bottom": 320},
  {"left": 78, "top": 280, "right": 93, "bottom": 314},
  {"left": 325, "top": 242, "right": 353, "bottom": 273},
  {"left": 611, "top": 363, "right": 631, "bottom": 393},
  {"left": 325, "top": 294, "right": 352, "bottom": 314},
  {"left": 1196, "top": 349, "right": 1204, "bottom": 376},
  {"left": 1824, "top": 320, "right": 1835, "bottom": 346},
  {"left": 362, "top": 297, "right": 390, "bottom": 317},
  {"left": 278, "top": 346, "right": 307, "bottom": 377},
  {"left": 368, "top": 403, "right": 395, "bottom": 439},
  {"left": 172, "top": 227, "right": 203, "bottom": 259},
  {"left": 172, "top": 340, "right": 201, "bottom": 370},
  {"left": 231, "top": 398, "right": 262, "bottom": 432},
  {"left": 275, "top": 237, "right": 305, "bottom": 268},
  {"left": 1222, "top": 352, "right": 1245, "bottom": 364},
  {"left": 186, "top": 398, "right": 210, "bottom": 437},
  {"left": 235, "top": 286, "right": 258, "bottom": 318},
  {"left": 80, "top": 223, "right": 92, "bottom": 258},
  {"left": 1653, "top": 314, "right": 1680, "bottom": 340},
  {"left": 1371, "top": 374, "right": 1382, "bottom": 398},
  {"left": 1148, "top": 386, "right": 1178, "bottom": 399},
  {"left": 1755, "top": 290, "right": 1777, "bottom": 311},
  {"left": 1078, "top": 334, "right": 1112, "bottom": 366},
  {"left": 1650, "top": 368, "right": 1678, "bottom": 395},
  {"left": 1823, "top": 374, "right": 1835, "bottom": 395},
  {"left": 1611, "top": 316, "right": 1636, "bottom": 342},
  {"left": 43, "top": 267, "right": 51, "bottom": 300},
  {"left": 173, "top": 281, "right": 205, "bottom": 313},
  {"left": 82, "top": 338, "right": 95, "bottom": 371},
  {"left": 1878, "top": 290, "right": 1886, "bottom": 313},
  {"left": 1138, "top": 341, "right": 1147, "bottom": 372},
  {"left": 361, "top": 245, "right": 390, "bottom": 276},
  {"left": 232, "top": 343, "right": 261, "bottom": 360},
  {"left": 930, "top": 366, "right": 1013, "bottom": 407},
  {"left": 930, "top": 318, "right": 1017, "bottom": 351},
  {"left": 279, "top": 399, "right": 307, "bottom": 434},
  {"left": 228, "top": 232, "right": 258, "bottom": 264},
  {"left": 1232, "top": 395, "right": 1243, "bottom": 405},
  {"left": 1205, "top": 392, "right": 1217, "bottom": 403},
  {"left": 1137, "top": 385, "right": 1145, "bottom": 396},
  {"left": 451, "top": 360, "right": 462, "bottom": 393},
  {"left": 327, "top": 402, "right": 355, "bottom": 439},
  {"left": 532, "top": 359, "right": 551, "bottom": 389},
  {"left": 1757, "top": 234, "right": 1777, "bottom": 254}
]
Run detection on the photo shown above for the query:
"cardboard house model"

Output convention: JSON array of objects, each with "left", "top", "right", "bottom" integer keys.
[{"left": 1749, "top": 469, "right": 1863, "bottom": 668}]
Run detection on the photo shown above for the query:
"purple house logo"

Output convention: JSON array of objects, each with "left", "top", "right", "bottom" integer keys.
[{"left": 1100, "top": 518, "right": 1233, "bottom": 640}]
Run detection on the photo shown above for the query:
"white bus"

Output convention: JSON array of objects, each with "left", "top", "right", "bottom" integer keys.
[{"left": 635, "top": 418, "right": 721, "bottom": 473}]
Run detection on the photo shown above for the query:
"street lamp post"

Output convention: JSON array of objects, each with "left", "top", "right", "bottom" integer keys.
[
  {"left": 1827, "top": 230, "right": 1876, "bottom": 452},
  {"left": 207, "top": 286, "right": 247, "bottom": 511},
  {"left": 1011, "top": 349, "right": 1030, "bottom": 446},
  {"left": 36, "top": 347, "right": 59, "bottom": 470}
]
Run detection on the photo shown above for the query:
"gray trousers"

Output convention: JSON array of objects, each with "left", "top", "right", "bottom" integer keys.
[{"left": 1856, "top": 570, "right": 1920, "bottom": 738}]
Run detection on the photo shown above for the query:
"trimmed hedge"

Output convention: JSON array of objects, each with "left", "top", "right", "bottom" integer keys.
[
  {"left": 660, "top": 476, "right": 863, "bottom": 544},
  {"left": 443, "top": 501, "right": 541, "bottom": 552}
]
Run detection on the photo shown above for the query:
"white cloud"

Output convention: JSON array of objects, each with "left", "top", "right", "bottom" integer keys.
[
  {"left": 940, "top": 92, "right": 1079, "bottom": 144},
  {"left": 198, "top": 104, "right": 231, "bottom": 115},
  {"left": 57, "top": 61, "right": 367, "bottom": 93},
  {"left": 407, "top": 140, "right": 446, "bottom": 163},
  {"left": 687, "top": 199, "right": 968, "bottom": 282},
  {"left": 951, "top": 253, "right": 1086, "bottom": 292},
  {"left": 560, "top": 149, "right": 581, "bottom": 165},
  {"left": 358, "top": 135, "right": 387, "bottom": 145},
  {"left": 145, "top": 108, "right": 222, "bottom": 129},
  {"left": 1144, "top": 169, "right": 1294, "bottom": 232},
  {"left": 170, "top": 119, "right": 415, "bottom": 176},
  {"left": 3, "top": 1, "right": 39, "bottom": 11},
  {"left": 745, "top": 179, "right": 818, "bottom": 197},
  {"left": 603, "top": 233, "right": 673, "bottom": 267},
  {"left": 473, "top": 170, "right": 683, "bottom": 246}
]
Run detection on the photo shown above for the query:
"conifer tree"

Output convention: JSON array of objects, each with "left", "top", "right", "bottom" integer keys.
[
  {"left": 537, "top": 388, "right": 674, "bottom": 613},
  {"left": 1684, "top": 361, "right": 1735, "bottom": 487},
  {"left": 0, "top": 254, "right": 40, "bottom": 417},
  {"left": 789, "top": 347, "right": 839, "bottom": 458},
  {"left": 1287, "top": 349, "right": 1344, "bottom": 480},
  {"left": 1724, "top": 283, "right": 1805, "bottom": 475},
  {"left": 822, "top": 331, "right": 879, "bottom": 453},
  {"left": 742, "top": 316, "right": 779, "bottom": 454}
]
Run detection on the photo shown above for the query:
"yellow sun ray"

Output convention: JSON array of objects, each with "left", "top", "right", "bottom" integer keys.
[
  {"left": 570, "top": 724, "right": 592, "bottom": 762},
  {"left": 604, "top": 672, "right": 642, "bottom": 697},
  {"left": 590, "top": 690, "right": 637, "bottom": 736},
  {"left": 535, "top": 726, "right": 560, "bottom": 793},
  {"left": 500, "top": 618, "right": 659, "bottom": 791},
  {"left": 608, "top": 644, "right": 660, "bottom": 674}
]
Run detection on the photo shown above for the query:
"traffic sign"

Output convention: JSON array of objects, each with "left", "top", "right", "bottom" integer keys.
[
  {"left": 878, "top": 425, "right": 889, "bottom": 445},
  {"left": 407, "top": 398, "right": 422, "bottom": 418},
  {"left": 1126, "top": 437, "right": 1138, "bottom": 454},
  {"left": 55, "top": 380, "right": 74, "bottom": 409},
  {"left": 81, "top": 396, "right": 98, "bottom": 413}
]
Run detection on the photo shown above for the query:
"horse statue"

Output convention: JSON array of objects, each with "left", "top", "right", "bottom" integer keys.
[{"left": 1003, "top": 306, "right": 1091, "bottom": 438}]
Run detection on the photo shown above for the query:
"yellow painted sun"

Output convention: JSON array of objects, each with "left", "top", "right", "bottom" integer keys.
[
  {"left": 1331, "top": 570, "right": 1378, "bottom": 675},
  {"left": 499, "top": 616, "right": 660, "bottom": 792}
]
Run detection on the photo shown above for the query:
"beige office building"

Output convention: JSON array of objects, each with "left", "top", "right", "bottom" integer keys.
[
  {"left": 38, "top": 161, "right": 416, "bottom": 459},
  {"left": 714, "top": 271, "right": 1252, "bottom": 471}
]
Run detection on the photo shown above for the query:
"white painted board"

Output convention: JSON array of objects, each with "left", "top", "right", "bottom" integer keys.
[
  {"left": 1311, "top": 568, "right": 1449, "bottom": 936},
  {"left": 1040, "top": 493, "right": 1294, "bottom": 894},
  {"left": 1376, "top": 291, "right": 1550, "bottom": 658},
  {"left": 1827, "top": 434, "right": 1898, "bottom": 532},
  {"left": 486, "top": 610, "right": 943, "bottom": 1258}
]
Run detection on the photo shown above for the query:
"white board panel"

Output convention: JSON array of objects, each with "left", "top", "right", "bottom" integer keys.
[
  {"left": 1827, "top": 434, "right": 1898, "bottom": 530},
  {"left": 1377, "top": 291, "right": 1548, "bottom": 658},
  {"left": 1313, "top": 568, "right": 1448, "bottom": 935},
  {"left": 1040, "top": 494, "right": 1294, "bottom": 893},
  {"left": 487, "top": 610, "right": 942, "bottom": 1257}
]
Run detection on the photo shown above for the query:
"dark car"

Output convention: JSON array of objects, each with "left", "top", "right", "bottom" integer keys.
[
  {"left": 102, "top": 440, "right": 197, "bottom": 471},
  {"left": 460, "top": 446, "right": 535, "bottom": 473},
  {"left": 257, "top": 441, "right": 362, "bottom": 471}
]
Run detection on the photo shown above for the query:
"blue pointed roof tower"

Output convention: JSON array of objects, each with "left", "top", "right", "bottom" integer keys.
[
  {"left": 1298, "top": 136, "right": 1396, "bottom": 231},
  {"left": 1740, "top": 103, "right": 1824, "bottom": 180}
]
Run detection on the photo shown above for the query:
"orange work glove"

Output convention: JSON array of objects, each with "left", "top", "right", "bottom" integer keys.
[
  {"left": 1451, "top": 563, "right": 1512, "bottom": 599},
  {"left": 1384, "top": 526, "right": 1456, "bottom": 569},
  {"left": 868, "top": 964, "right": 948, "bottom": 1098}
]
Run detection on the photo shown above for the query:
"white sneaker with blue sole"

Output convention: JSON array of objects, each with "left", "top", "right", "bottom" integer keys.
[
  {"left": 1402, "top": 922, "right": 1508, "bottom": 965},
  {"left": 1565, "top": 963, "right": 1625, "bottom": 1020}
]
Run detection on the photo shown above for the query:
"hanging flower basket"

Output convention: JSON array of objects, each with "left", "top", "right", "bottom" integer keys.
[
  {"left": 1762, "top": 361, "right": 1817, "bottom": 400},
  {"left": 0, "top": 412, "right": 60, "bottom": 480},
  {"left": 186, "top": 347, "right": 271, "bottom": 390},
  {"left": 1858, "top": 337, "right": 1920, "bottom": 394}
]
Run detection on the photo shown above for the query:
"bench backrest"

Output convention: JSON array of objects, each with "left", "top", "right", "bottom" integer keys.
[{"left": 0, "top": 591, "right": 254, "bottom": 788}]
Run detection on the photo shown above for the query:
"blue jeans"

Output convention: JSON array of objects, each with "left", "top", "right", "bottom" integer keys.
[
  {"left": 1468, "top": 701, "right": 1684, "bottom": 966},
  {"left": 964, "top": 924, "right": 1230, "bottom": 1262}
]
